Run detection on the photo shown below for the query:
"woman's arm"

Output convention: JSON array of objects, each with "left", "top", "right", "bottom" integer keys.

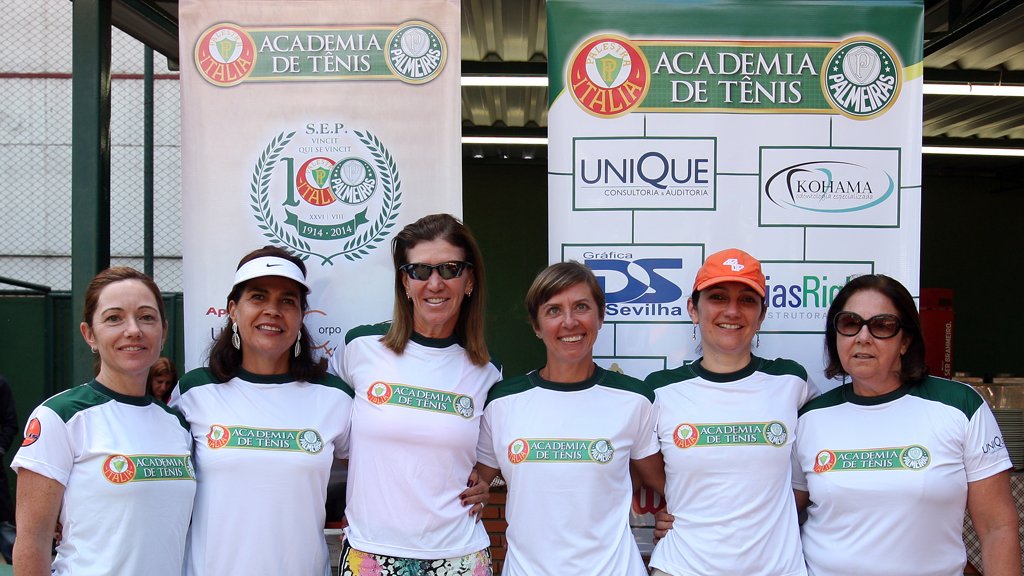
[
  {"left": 13, "top": 469, "right": 63, "bottom": 576},
  {"left": 967, "top": 470, "right": 1021, "bottom": 576},
  {"left": 630, "top": 451, "right": 666, "bottom": 497}
]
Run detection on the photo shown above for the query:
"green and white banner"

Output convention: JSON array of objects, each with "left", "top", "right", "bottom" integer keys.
[
  {"left": 547, "top": 0, "right": 923, "bottom": 393},
  {"left": 179, "top": 0, "right": 462, "bottom": 369}
]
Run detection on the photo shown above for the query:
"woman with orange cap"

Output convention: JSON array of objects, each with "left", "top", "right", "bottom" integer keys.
[{"left": 645, "top": 248, "right": 815, "bottom": 576}]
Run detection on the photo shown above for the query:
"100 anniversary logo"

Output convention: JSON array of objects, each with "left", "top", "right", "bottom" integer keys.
[{"left": 250, "top": 123, "right": 401, "bottom": 264}]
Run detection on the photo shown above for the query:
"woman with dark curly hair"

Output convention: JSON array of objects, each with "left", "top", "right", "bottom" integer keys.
[{"left": 793, "top": 274, "right": 1020, "bottom": 576}]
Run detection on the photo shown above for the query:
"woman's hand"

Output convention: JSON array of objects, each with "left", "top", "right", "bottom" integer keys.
[
  {"left": 459, "top": 468, "right": 491, "bottom": 519},
  {"left": 653, "top": 509, "right": 675, "bottom": 544}
]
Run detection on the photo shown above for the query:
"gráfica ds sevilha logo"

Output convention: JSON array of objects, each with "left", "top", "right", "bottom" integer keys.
[{"left": 250, "top": 122, "right": 402, "bottom": 264}]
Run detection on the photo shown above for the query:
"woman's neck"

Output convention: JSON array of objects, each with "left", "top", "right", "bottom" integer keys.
[
  {"left": 540, "top": 359, "right": 596, "bottom": 383},
  {"left": 95, "top": 368, "right": 147, "bottom": 397},
  {"left": 699, "top": 349, "right": 752, "bottom": 374},
  {"left": 850, "top": 373, "right": 903, "bottom": 397}
]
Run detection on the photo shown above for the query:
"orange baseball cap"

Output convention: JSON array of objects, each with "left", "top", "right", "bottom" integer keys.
[{"left": 692, "top": 248, "right": 766, "bottom": 298}]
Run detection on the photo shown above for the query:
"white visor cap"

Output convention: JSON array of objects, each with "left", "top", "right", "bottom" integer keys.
[{"left": 232, "top": 256, "right": 309, "bottom": 292}]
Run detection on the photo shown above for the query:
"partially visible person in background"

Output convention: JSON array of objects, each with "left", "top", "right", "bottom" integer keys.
[
  {"left": 146, "top": 357, "right": 177, "bottom": 404},
  {"left": 0, "top": 375, "right": 16, "bottom": 564}
]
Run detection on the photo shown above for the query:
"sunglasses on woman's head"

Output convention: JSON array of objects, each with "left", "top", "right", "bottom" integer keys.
[
  {"left": 833, "top": 311, "right": 902, "bottom": 339},
  {"left": 399, "top": 261, "right": 472, "bottom": 281}
]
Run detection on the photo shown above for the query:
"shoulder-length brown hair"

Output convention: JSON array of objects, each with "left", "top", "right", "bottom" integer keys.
[
  {"left": 824, "top": 274, "right": 927, "bottom": 385},
  {"left": 207, "top": 246, "right": 327, "bottom": 382},
  {"left": 83, "top": 267, "right": 168, "bottom": 375},
  {"left": 383, "top": 213, "right": 490, "bottom": 366}
]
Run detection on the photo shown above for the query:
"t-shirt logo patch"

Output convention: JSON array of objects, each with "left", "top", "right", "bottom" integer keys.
[
  {"left": 673, "top": 421, "right": 788, "bottom": 448},
  {"left": 102, "top": 454, "right": 195, "bottom": 484},
  {"left": 814, "top": 445, "right": 930, "bottom": 473},
  {"left": 367, "top": 382, "right": 474, "bottom": 418},
  {"left": 206, "top": 425, "right": 324, "bottom": 454},
  {"left": 506, "top": 438, "right": 614, "bottom": 464},
  {"left": 21, "top": 417, "right": 41, "bottom": 446}
]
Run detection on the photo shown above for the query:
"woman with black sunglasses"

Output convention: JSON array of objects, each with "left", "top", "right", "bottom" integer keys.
[
  {"left": 793, "top": 274, "right": 1019, "bottom": 576},
  {"left": 332, "top": 213, "right": 499, "bottom": 575}
]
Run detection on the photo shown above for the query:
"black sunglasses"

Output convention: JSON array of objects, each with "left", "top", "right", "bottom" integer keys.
[
  {"left": 834, "top": 311, "right": 902, "bottom": 339},
  {"left": 399, "top": 261, "right": 473, "bottom": 281}
]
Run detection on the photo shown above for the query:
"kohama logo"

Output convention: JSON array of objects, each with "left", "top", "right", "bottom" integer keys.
[
  {"left": 103, "top": 454, "right": 137, "bottom": 484},
  {"left": 195, "top": 23, "right": 256, "bottom": 86},
  {"left": 822, "top": 37, "right": 901, "bottom": 119},
  {"left": 569, "top": 35, "right": 651, "bottom": 118},
  {"left": 250, "top": 122, "right": 401, "bottom": 264},
  {"left": 814, "top": 445, "right": 931, "bottom": 472},
  {"left": 385, "top": 21, "right": 446, "bottom": 84},
  {"left": 764, "top": 161, "right": 895, "bottom": 214}
]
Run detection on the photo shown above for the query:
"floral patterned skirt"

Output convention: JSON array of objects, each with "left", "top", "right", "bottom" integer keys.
[{"left": 340, "top": 541, "right": 492, "bottom": 576}]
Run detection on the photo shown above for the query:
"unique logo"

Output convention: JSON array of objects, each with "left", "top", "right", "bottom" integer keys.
[
  {"left": 814, "top": 445, "right": 931, "bottom": 472},
  {"left": 673, "top": 423, "right": 699, "bottom": 449},
  {"left": 508, "top": 438, "right": 530, "bottom": 464},
  {"left": 22, "top": 418, "right": 40, "bottom": 446},
  {"left": 507, "top": 438, "right": 614, "bottom": 463},
  {"left": 249, "top": 124, "right": 401, "bottom": 264},
  {"left": 764, "top": 160, "right": 895, "bottom": 214},
  {"left": 822, "top": 37, "right": 901, "bottom": 119},
  {"left": 194, "top": 23, "right": 257, "bottom": 86},
  {"left": 673, "top": 422, "right": 789, "bottom": 448},
  {"left": 207, "top": 424, "right": 231, "bottom": 449},
  {"left": 368, "top": 383, "right": 474, "bottom": 418},
  {"left": 568, "top": 35, "right": 651, "bottom": 118},
  {"left": 385, "top": 21, "right": 447, "bottom": 84},
  {"left": 103, "top": 454, "right": 137, "bottom": 484},
  {"left": 368, "top": 382, "right": 393, "bottom": 405}
]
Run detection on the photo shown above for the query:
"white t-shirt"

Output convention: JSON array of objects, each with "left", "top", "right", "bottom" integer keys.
[
  {"left": 332, "top": 324, "right": 500, "bottom": 559},
  {"left": 12, "top": 380, "right": 196, "bottom": 576},
  {"left": 793, "top": 376, "right": 1012, "bottom": 576},
  {"left": 477, "top": 366, "right": 660, "bottom": 576},
  {"left": 646, "top": 357, "right": 813, "bottom": 576},
  {"left": 171, "top": 368, "right": 353, "bottom": 576}
]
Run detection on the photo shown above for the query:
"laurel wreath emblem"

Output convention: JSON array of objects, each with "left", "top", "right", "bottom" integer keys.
[{"left": 250, "top": 130, "right": 402, "bottom": 265}]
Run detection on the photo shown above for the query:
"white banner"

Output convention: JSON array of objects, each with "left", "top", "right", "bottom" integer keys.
[
  {"left": 547, "top": 1, "right": 923, "bottom": 393},
  {"left": 179, "top": 0, "right": 462, "bottom": 369}
]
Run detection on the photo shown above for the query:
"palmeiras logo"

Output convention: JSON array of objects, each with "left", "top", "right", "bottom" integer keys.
[
  {"left": 368, "top": 381, "right": 393, "bottom": 405},
  {"left": 194, "top": 23, "right": 256, "bottom": 86},
  {"left": 250, "top": 122, "right": 402, "bottom": 265},
  {"left": 822, "top": 36, "right": 901, "bottom": 119},
  {"left": 385, "top": 21, "right": 447, "bottom": 84},
  {"left": 568, "top": 35, "right": 651, "bottom": 118},
  {"left": 103, "top": 454, "right": 137, "bottom": 484}
]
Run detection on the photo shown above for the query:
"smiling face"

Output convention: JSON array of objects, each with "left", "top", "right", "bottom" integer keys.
[
  {"left": 402, "top": 238, "right": 474, "bottom": 339},
  {"left": 80, "top": 279, "right": 167, "bottom": 394},
  {"left": 688, "top": 281, "right": 766, "bottom": 368},
  {"left": 228, "top": 275, "right": 303, "bottom": 375},
  {"left": 837, "top": 288, "right": 910, "bottom": 396},
  {"left": 536, "top": 282, "right": 602, "bottom": 372}
]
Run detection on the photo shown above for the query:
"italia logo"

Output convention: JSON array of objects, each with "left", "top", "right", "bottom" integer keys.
[
  {"left": 568, "top": 35, "right": 651, "bottom": 118},
  {"left": 822, "top": 36, "right": 901, "bottom": 119},
  {"left": 508, "top": 438, "right": 530, "bottom": 464},
  {"left": 368, "top": 382, "right": 393, "bottom": 405},
  {"left": 385, "top": 21, "right": 447, "bottom": 84},
  {"left": 21, "top": 417, "right": 41, "bottom": 446},
  {"left": 194, "top": 23, "right": 256, "bottom": 87},
  {"left": 207, "top": 424, "right": 231, "bottom": 449},
  {"left": 673, "top": 423, "right": 699, "bottom": 449},
  {"left": 814, "top": 449, "right": 838, "bottom": 473},
  {"left": 103, "top": 454, "right": 137, "bottom": 484}
]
